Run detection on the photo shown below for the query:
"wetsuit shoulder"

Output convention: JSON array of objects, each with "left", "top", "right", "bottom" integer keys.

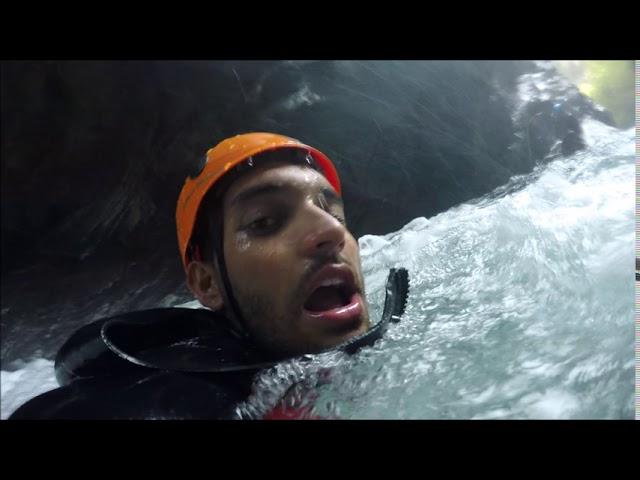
[
  {"left": 11, "top": 308, "right": 264, "bottom": 419},
  {"left": 9, "top": 370, "right": 248, "bottom": 419}
]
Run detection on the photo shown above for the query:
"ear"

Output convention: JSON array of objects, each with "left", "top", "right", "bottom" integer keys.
[{"left": 186, "top": 261, "right": 224, "bottom": 310}]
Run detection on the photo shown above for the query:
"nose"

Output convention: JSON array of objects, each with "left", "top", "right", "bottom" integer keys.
[{"left": 300, "top": 203, "right": 346, "bottom": 258}]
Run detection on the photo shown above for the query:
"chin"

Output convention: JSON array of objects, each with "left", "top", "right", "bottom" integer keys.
[{"left": 314, "top": 314, "right": 369, "bottom": 351}]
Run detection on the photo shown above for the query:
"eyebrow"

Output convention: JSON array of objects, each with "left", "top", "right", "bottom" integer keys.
[
  {"left": 228, "top": 183, "right": 342, "bottom": 210},
  {"left": 229, "top": 183, "right": 286, "bottom": 209}
]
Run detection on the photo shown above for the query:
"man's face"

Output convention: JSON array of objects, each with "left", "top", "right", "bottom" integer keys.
[{"left": 220, "top": 161, "right": 370, "bottom": 358}]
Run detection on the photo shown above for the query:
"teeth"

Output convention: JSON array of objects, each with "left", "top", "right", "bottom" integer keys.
[{"left": 318, "top": 278, "right": 345, "bottom": 288}]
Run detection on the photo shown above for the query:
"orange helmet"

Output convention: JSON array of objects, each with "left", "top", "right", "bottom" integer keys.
[{"left": 176, "top": 132, "right": 341, "bottom": 271}]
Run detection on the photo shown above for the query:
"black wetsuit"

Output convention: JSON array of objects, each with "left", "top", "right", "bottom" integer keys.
[
  {"left": 9, "top": 308, "right": 300, "bottom": 419},
  {"left": 9, "top": 268, "right": 409, "bottom": 420}
]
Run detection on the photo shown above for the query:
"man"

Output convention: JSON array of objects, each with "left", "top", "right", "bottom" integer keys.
[
  {"left": 10, "top": 133, "right": 407, "bottom": 420},
  {"left": 181, "top": 133, "right": 370, "bottom": 359}
]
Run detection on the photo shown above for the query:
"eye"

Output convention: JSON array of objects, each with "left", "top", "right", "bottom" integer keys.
[
  {"left": 331, "top": 212, "right": 347, "bottom": 225},
  {"left": 326, "top": 205, "right": 346, "bottom": 225},
  {"left": 245, "top": 215, "right": 281, "bottom": 235},
  {"left": 249, "top": 216, "right": 274, "bottom": 230},
  {"left": 317, "top": 194, "right": 346, "bottom": 226}
]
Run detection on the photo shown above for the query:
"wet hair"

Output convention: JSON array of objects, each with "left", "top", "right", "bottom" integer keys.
[{"left": 188, "top": 148, "right": 322, "bottom": 265}]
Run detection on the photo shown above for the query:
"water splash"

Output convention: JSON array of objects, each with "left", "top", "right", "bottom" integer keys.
[
  {"left": 1, "top": 120, "right": 633, "bottom": 419},
  {"left": 309, "top": 120, "right": 634, "bottom": 419}
]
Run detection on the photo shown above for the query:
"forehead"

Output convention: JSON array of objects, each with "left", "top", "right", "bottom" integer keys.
[{"left": 223, "top": 162, "right": 335, "bottom": 209}]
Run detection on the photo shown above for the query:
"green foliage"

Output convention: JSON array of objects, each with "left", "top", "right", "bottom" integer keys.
[{"left": 579, "top": 61, "right": 635, "bottom": 128}]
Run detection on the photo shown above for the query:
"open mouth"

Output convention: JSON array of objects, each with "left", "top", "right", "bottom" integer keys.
[
  {"left": 303, "top": 280, "right": 354, "bottom": 313},
  {"left": 301, "top": 268, "right": 364, "bottom": 330}
]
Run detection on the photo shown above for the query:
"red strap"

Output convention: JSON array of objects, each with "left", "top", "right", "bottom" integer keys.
[{"left": 262, "top": 405, "right": 324, "bottom": 420}]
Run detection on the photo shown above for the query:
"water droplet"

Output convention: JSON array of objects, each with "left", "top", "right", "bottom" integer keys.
[{"left": 236, "top": 232, "right": 250, "bottom": 251}]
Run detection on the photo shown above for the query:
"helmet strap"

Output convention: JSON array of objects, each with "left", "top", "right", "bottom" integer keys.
[{"left": 213, "top": 215, "right": 253, "bottom": 344}]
